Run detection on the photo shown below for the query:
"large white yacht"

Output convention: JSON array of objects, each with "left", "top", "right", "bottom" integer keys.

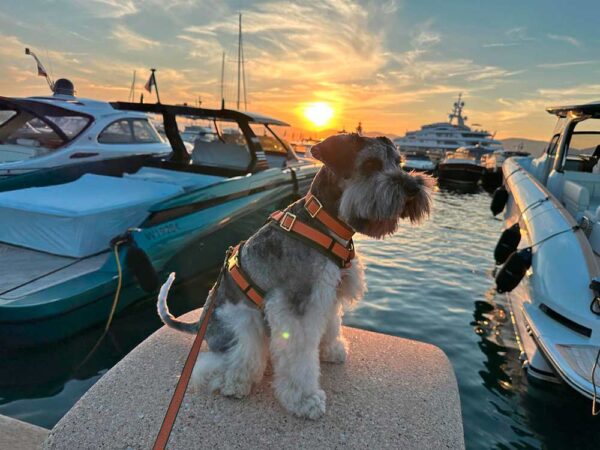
[{"left": 394, "top": 94, "right": 503, "bottom": 158}]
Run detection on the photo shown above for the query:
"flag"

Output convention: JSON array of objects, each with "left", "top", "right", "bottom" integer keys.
[
  {"left": 25, "top": 48, "right": 48, "bottom": 78},
  {"left": 144, "top": 71, "right": 156, "bottom": 93}
]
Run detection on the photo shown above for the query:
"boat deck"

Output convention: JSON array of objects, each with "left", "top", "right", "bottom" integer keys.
[{"left": 0, "top": 243, "right": 108, "bottom": 300}]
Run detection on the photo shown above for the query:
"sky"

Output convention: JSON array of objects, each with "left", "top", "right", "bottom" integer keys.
[{"left": 1, "top": 0, "right": 599, "bottom": 140}]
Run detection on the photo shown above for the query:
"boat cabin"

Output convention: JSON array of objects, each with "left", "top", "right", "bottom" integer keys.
[{"left": 531, "top": 102, "right": 600, "bottom": 227}]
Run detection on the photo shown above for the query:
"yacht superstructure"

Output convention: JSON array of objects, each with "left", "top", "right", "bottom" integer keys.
[{"left": 394, "top": 94, "right": 503, "bottom": 158}]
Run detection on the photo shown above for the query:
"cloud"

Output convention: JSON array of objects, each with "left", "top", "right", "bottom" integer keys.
[
  {"left": 71, "top": 0, "right": 138, "bottom": 18},
  {"left": 547, "top": 33, "right": 581, "bottom": 47},
  {"left": 538, "top": 60, "right": 596, "bottom": 69},
  {"left": 483, "top": 26, "right": 535, "bottom": 48},
  {"left": 111, "top": 25, "right": 160, "bottom": 51}
]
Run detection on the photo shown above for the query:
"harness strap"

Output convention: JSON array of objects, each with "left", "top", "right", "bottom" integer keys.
[
  {"left": 227, "top": 243, "right": 265, "bottom": 308},
  {"left": 304, "top": 192, "right": 354, "bottom": 241},
  {"left": 270, "top": 210, "right": 355, "bottom": 268}
]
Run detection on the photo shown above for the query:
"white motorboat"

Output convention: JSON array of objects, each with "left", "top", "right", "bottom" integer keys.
[
  {"left": 394, "top": 94, "right": 503, "bottom": 159},
  {"left": 400, "top": 151, "right": 436, "bottom": 174},
  {"left": 0, "top": 79, "right": 171, "bottom": 177},
  {"left": 491, "top": 101, "right": 600, "bottom": 402}
]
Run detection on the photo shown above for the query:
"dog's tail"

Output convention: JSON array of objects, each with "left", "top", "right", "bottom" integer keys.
[{"left": 157, "top": 272, "right": 200, "bottom": 334}]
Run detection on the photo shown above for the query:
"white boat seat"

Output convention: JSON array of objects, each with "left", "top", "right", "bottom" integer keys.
[
  {"left": 0, "top": 174, "right": 184, "bottom": 257},
  {"left": 192, "top": 140, "right": 251, "bottom": 171},
  {"left": 562, "top": 180, "right": 590, "bottom": 220},
  {"left": 124, "top": 167, "right": 224, "bottom": 192}
]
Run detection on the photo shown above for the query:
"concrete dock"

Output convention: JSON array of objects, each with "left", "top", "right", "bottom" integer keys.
[
  {"left": 44, "top": 309, "right": 464, "bottom": 449},
  {"left": 0, "top": 414, "right": 49, "bottom": 450}
]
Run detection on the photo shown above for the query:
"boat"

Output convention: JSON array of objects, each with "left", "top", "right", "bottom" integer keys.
[
  {"left": 394, "top": 94, "right": 503, "bottom": 160},
  {"left": 437, "top": 147, "right": 486, "bottom": 185},
  {"left": 0, "top": 102, "right": 319, "bottom": 347},
  {"left": 481, "top": 147, "right": 530, "bottom": 191},
  {"left": 290, "top": 138, "right": 320, "bottom": 159},
  {"left": 492, "top": 101, "right": 600, "bottom": 402},
  {"left": 400, "top": 151, "right": 436, "bottom": 174},
  {"left": 0, "top": 79, "right": 172, "bottom": 178}
]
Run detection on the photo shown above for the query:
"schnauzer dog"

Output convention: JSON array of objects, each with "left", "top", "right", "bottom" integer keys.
[{"left": 157, "top": 133, "right": 434, "bottom": 420}]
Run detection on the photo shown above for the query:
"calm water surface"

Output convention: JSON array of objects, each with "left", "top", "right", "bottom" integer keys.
[{"left": 1, "top": 187, "right": 599, "bottom": 449}]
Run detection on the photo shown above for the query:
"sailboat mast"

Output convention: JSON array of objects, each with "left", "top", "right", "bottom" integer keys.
[
  {"left": 237, "top": 13, "right": 242, "bottom": 110},
  {"left": 241, "top": 24, "right": 247, "bottom": 111},
  {"left": 128, "top": 70, "right": 136, "bottom": 102}
]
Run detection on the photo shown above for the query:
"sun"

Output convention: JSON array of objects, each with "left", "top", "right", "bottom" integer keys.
[{"left": 304, "top": 102, "right": 334, "bottom": 128}]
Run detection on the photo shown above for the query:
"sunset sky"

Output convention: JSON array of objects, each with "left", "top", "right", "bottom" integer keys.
[{"left": 1, "top": 0, "right": 599, "bottom": 140}]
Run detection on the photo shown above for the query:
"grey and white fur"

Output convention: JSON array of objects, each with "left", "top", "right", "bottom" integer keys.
[{"left": 157, "top": 133, "right": 434, "bottom": 419}]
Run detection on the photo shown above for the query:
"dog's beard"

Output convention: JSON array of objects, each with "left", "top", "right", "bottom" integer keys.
[{"left": 339, "top": 170, "right": 434, "bottom": 239}]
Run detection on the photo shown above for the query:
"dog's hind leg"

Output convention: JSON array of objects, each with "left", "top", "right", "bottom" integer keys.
[
  {"left": 191, "top": 302, "right": 267, "bottom": 398},
  {"left": 266, "top": 280, "right": 337, "bottom": 420}
]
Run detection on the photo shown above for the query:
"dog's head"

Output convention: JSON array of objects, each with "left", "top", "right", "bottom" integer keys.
[{"left": 310, "top": 133, "right": 434, "bottom": 239}]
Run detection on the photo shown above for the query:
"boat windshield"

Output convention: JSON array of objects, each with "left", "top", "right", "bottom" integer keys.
[
  {"left": 250, "top": 124, "right": 291, "bottom": 155},
  {"left": 564, "top": 118, "right": 600, "bottom": 172},
  {"left": 0, "top": 100, "right": 92, "bottom": 163}
]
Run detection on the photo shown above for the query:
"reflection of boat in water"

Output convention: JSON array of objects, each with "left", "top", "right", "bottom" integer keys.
[
  {"left": 492, "top": 101, "right": 600, "bottom": 401},
  {"left": 394, "top": 94, "right": 502, "bottom": 160},
  {"left": 0, "top": 102, "right": 319, "bottom": 347},
  {"left": 437, "top": 147, "right": 486, "bottom": 186},
  {"left": 0, "top": 79, "right": 171, "bottom": 178},
  {"left": 400, "top": 151, "right": 436, "bottom": 174}
]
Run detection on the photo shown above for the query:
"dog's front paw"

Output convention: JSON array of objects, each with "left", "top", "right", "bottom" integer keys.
[
  {"left": 320, "top": 338, "right": 347, "bottom": 364},
  {"left": 277, "top": 385, "right": 327, "bottom": 420}
]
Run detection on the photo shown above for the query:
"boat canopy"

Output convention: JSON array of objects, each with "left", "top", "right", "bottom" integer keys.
[{"left": 546, "top": 102, "right": 600, "bottom": 118}]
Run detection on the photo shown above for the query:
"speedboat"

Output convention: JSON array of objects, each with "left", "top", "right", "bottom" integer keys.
[
  {"left": 0, "top": 79, "right": 171, "bottom": 178},
  {"left": 394, "top": 94, "right": 503, "bottom": 159},
  {"left": 437, "top": 147, "right": 485, "bottom": 185},
  {"left": 491, "top": 101, "right": 600, "bottom": 401},
  {"left": 481, "top": 148, "right": 529, "bottom": 192},
  {"left": 0, "top": 102, "right": 319, "bottom": 347},
  {"left": 400, "top": 151, "right": 436, "bottom": 174}
]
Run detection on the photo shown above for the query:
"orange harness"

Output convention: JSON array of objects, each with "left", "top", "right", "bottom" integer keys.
[{"left": 226, "top": 192, "right": 355, "bottom": 307}]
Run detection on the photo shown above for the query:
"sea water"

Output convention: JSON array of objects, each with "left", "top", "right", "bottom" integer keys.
[{"left": 1, "top": 188, "right": 599, "bottom": 449}]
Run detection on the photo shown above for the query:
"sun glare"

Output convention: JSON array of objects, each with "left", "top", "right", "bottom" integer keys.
[{"left": 304, "top": 102, "right": 334, "bottom": 128}]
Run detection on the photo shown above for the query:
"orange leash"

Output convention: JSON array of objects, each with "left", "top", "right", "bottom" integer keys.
[{"left": 153, "top": 299, "right": 217, "bottom": 450}]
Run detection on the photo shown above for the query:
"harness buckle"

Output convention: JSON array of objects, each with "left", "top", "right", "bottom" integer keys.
[
  {"left": 227, "top": 251, "right": 239, "bottom": 270},
  {"left": 306, "top": 196, "right": 323, "bottom": 218},
  {"left": 280, "top": 212, "right": 297, "bottom": 232}
]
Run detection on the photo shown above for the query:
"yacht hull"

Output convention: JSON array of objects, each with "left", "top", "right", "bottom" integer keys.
[
  {"left": 437, "top": 162, "right": 483, "bottom": 185},
  {"left": 481, "top": 169, "right": 503, "bottom": 192},
  {"left": 0, "top": 164, "right": 317, "bottom": 347},
  {"left": 499, "top": 158, "right": 600, "bottom": 399}
]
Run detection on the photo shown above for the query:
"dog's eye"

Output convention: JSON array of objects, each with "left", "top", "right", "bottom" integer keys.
[{"left": 361, "top": 158, "right": 382, "bottom": 175}]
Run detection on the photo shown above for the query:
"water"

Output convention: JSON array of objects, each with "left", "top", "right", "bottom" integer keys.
[{"left": 1, "top": 188, "right": 599, "bottom": 448}]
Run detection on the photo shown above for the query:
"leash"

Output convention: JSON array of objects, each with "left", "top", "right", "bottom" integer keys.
[
  {"left": 153, "top": 248, "right": 233, "bottom": 450},
  {"left": 153, "top": 291, "right": 217, "bottom": 449}
]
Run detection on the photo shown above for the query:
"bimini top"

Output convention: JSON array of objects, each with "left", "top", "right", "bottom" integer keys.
[
  {"left": 546, "top": 101, "right": 600, "bottom": 118},
  {"left": 111, "top": 102, "right": 290, "bottom": 126}
]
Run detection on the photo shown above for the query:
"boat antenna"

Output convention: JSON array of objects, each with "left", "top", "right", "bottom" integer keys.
[
  {"left": 25, "top": 48, "right": 54, "bottom": 92},
  {"left": 220, "top": 51, "right": 226, "bottom": 109},
  {"left": 128, "top": 70, "right": 136, "bottom": 102}
]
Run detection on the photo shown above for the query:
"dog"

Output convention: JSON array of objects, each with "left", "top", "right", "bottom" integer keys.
[{"left": 157, "top": 133, "right": 434, "bottom": 419}]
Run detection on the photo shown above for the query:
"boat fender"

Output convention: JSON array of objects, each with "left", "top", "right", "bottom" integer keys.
[
  {"left": 490, "top": 186, "right": 508, "bottom": 216},
  {"left": 495, "top": 247, "right": 532, "bottom": 293},
  {"left": 494, "top": 223, "right": 521, "bottom": 265},
  {"left": 588, "top": 279, "right": 600, "bottom": 315},
  {"left": 126, "top": 242, "right": 160, "bottom": 293}
]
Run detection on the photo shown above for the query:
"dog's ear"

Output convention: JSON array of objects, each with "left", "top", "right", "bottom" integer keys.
[{"left": 311, "top": 134, "right": 362, "bottom": 178}]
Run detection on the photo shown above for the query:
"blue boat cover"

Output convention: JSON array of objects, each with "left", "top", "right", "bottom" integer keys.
[{"left": 0, "top": 174, "right": 184, "bottom": 257}]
